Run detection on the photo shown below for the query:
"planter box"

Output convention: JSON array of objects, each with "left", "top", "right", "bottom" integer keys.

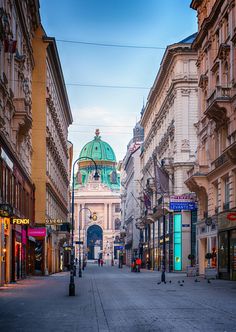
[
  {"left": 187, "top": 266, "right": 197, "bottom": 277},
  {"left": 205, "top": 267, "right": 217, "bottom": 279}
]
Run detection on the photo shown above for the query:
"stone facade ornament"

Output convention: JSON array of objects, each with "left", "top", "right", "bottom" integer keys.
[{"left": 181, "top": 139, "right": 190, "bottom": 151}]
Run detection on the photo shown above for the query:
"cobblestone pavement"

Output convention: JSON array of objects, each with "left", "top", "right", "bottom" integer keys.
[{"left": 0, "top": 264, "right": 236, "bottom": 332}]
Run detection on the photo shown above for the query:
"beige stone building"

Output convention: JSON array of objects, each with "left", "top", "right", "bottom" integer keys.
[
  {"left": 139, "top": 34, "right": 198, "bottom": 272},
  {"left": 186, "top": 0, "right": 236, "bottom": 280},
  {"left": 0, "top": 0, "right": 40, "bottom": 285},
  {"left": 32, "top": 27, "right": 73, "bottom": 274}
]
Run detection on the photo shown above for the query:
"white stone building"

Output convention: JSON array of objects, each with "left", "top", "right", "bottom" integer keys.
[
  {"left": 121, "top": 122, "right": 144, "bottom": 266},
  {"left": 139, "top": 34, "right": 199, "bottom": 272},
  {"left": 74, "top": 131, "right": 121, "bottom": 265}
]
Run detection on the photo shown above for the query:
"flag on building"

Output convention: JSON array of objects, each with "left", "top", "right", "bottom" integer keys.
[{"left": 153, "top": 155, "right": 169, "bottom": 194}]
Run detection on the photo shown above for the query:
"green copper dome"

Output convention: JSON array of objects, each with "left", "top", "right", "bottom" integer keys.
[
  {"left": 79, "top": 129, "right": 116, "bottom": 163},
  {"left": 75, "top": 130, "right": 120, "bottom": 191}
]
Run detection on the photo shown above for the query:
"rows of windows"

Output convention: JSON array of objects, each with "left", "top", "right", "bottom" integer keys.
[{"left": 0, "top": 159, "right": 34, "bottom": 219}]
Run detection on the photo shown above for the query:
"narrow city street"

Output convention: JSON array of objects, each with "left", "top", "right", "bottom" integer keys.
[{"left": 0, "top": 264, "right": 236, "bottom": 332}]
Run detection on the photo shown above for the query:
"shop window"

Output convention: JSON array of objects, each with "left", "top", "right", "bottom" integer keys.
[{"left": 219, "top": 231, "right": 229, "bottom": 274}]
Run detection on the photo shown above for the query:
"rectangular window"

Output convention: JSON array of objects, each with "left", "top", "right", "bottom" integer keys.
[
  {"left": 174, "top": 214, "right": 182, "bottom": 271},
  {"left": 115, "top": 204, "right": 120, "bottom": 213},
  {"left": 225, "top": 177, "right": 230, "bottom": 205}
]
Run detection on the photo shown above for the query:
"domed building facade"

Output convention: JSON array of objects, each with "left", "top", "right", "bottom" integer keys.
[{"left": 74, "top": 130, "right": 121, "bottom": 264}]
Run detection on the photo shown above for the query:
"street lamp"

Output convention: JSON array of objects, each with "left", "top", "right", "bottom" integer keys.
[{"left": 69, "top": 156, "right": 99, "bottom": 296}]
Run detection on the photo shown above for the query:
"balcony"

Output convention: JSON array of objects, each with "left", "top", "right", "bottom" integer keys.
[
  {"left": 211, "top": 152, "right": 229, "bottom": 170},
  {"left": 223, "top": 141, "right": 236, "bottom": 164},
  {"left": 205, "top": 86, "right": 233, "bottom": 124},
  {"left": 185, "top": 165, "right": 209, "bottom": 193},
  {"left": 13, "top": 98, "right": 32, "bottom": 135}
]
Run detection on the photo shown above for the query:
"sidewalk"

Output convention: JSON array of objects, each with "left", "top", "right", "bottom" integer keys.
[{"left": 0, "top": 265, "right": 236, "bottom": 331}]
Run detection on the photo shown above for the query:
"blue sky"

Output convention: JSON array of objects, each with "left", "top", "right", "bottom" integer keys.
[{"left": 40, "top": 0, "right": 197, "bottom": 162}]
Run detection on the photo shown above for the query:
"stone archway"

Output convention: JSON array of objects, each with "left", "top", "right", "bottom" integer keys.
[{"left": 87, "top": 225, "right": 103, "bottom": 260}]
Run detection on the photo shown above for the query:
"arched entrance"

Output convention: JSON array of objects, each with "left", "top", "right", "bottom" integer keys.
[{"left": 87, "top": 225, "right": 103, "bottom": 260}]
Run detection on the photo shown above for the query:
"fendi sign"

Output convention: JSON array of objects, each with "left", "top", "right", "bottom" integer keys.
[{"left": 11, "top": 218, "right": 30, "bottom": 225}]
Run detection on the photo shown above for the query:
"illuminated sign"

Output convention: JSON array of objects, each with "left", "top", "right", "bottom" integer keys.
[
  {"left": 11, "top": 218, "right": 30, "bottom": 225},
  {"left": 45, "top": 219, "right": 68, "bottom": 225},
  {"left": 28, "top": 228, "right": 46, "bottom": 237},
  {"left": 174, "top": 214, "right": 182, "bottom": 271},
  {"left": 170, "top": 202, "right": 197, "bottom": 211},
  {"left": 0, "top": 204, "right": 13, "bottom": 217},
  {"left": 3, "top": 218, "right": 10, "bottom": 235},
  {"left": 227, "top": 212, "right": 236, "bottom": 221}
]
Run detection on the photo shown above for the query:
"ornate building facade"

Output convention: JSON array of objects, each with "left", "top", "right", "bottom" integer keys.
[
  {"left": 32, "top": 27, "right": 73, "bottom": 275},
  {"left": 0, "top": 0, "right": 40, "bottom": 285},
  {"left": 186, "top": 0, "right": 236, "bottom": 280},
  {"left": 139, "top": 34, "right": 198, "bottom": 272},
  {"left": 74, "top": 130, "right": 121, "bottom": 265},
  {"left": 120, "top": 122, "right": 144, "bottom": 266}
]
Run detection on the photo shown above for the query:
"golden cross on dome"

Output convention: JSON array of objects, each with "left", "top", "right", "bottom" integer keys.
[{"left": 95, "top": 129, "right": 100, "bottom": 137}]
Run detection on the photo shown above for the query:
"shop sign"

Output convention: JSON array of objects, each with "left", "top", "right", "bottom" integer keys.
[
  {"left": 218, "top": 211, "right": 236, "bottom": 230},
  {"left": 45, "top": 219, "right": 68, "bottom": 225},
  {"left": 169, "top": 201, "right": 197, "bottom": 211},
  {"left": 11, "top": 218, "right": 30, "bottom": 225},
  {"left": 170, "top": 194, "right": 196, "bottom": 201},
  {"left": 28, "top": 227, "right": 46, "bottom": 237},
  {"left": 3, "top": 218, "right": 10, "bottom": 235},
  {"left": 227, "top": 212, "right": 236, "bottom": 221},
  {"left": 169, "top": 194, "right": 197, "bottom": 211},
  {"left": 0, "top": 204, "right": 13, "bottom": 217}
]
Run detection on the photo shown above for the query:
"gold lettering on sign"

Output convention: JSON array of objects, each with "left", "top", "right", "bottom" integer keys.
[{"left": 12, "top": 219, "right": 30, "bottom": 225}]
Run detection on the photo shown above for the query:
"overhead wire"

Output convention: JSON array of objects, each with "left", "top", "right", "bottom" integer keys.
[{"left": 39, "top": 37, "right": 167, "bottom": 50}]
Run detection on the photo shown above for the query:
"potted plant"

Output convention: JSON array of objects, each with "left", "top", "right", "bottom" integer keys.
[
  {"left": 188, "top": 254, "right": 195, "bottom": 267},
  {"left": 187, "top": 254, "right": 197, "bottom": 277},
  {"left": 205, "top": 252, "right": 213, "bottom": 267},
  {"left": 205, "top": 252, "right": 217, "bottom": 279}
]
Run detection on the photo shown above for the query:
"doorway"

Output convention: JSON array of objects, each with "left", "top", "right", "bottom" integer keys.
[{"left": 87, "top": 225, "right": 103, "bottom": 260}]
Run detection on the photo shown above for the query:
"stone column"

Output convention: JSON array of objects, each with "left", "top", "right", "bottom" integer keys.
[
  {"left": 109, "top": 203, "right": 113, "bottom": 230},
  {"left": 104, "top": 204, "right": 108, "bottom": 230},
  {"left": 81, "top": 204, "right": 85, "bottom": 229}
]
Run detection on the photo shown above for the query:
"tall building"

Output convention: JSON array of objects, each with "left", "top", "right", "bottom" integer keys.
[
  {"left": 140, "top": 34, "right": 198, "bottom": 272},
  {"left": 186, "top": 0, "right": 236, "bottom": 280},
  {"left": 74, "top": 130, "right": 121, "bottom": 265},
  {"left": 0, "top": 0, "right": 40, "bottom": 285},
  {"left": 120, "top": 121, "right": 144, "bottom": 266},
  {"left": 31, "top": 26, "right": 73, "bottom": 275}
]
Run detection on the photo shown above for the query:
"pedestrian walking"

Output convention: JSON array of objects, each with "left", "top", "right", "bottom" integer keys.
[
  {"left": 98, "top": 258, "right": 100, "bottom": 266},
  {"left": 100, "top": 259, "right": 104, "bottom": 267},
  {"left": 136, "top": 257, "right": 141, "bottom": 272}
]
